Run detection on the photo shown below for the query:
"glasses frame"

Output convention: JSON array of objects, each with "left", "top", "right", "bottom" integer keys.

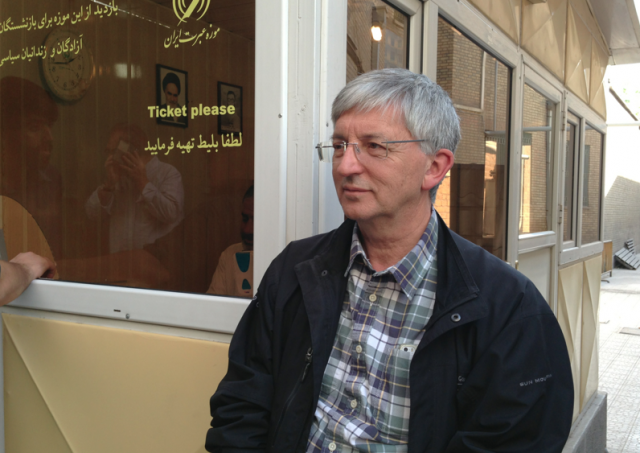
[{"left": 315, "top": 138, "right": 427, "bottom": 163}]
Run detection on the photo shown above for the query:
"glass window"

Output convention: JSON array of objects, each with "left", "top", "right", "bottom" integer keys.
[
  {"left": 0, "top": 0, "right": 255, "bottom": 298},
  {"left": 581, "top": 125, "right": 603, "bottom": 244},
  {"left": 435, "top": 17, "right": 510, "bottom": 260},
  {"left": 347, "top": 0, "right": 409, "bottom": 83},
  {"left": 519, "top": 84, "right": 555, "bottom": 235}
]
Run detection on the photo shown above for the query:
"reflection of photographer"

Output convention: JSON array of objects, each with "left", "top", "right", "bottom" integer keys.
[{"left": 85, "top": 123, "right": 184, "bottom": 253}]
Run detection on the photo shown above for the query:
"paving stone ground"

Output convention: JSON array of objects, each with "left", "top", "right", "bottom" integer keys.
[{"left": 600, "top": 269, "right": 640, "bottom": 452}]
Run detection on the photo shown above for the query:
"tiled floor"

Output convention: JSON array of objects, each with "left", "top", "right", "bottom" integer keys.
[{"left": 600, "top": 271, "right": 640, "bottom": 452}]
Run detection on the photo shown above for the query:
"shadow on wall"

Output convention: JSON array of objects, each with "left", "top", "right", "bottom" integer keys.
[{"left": 604, "top": 176, "right": 640, "bottom": 253}]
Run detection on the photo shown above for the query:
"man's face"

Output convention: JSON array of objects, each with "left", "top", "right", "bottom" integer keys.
[
  {"left": 227, "top": 92, "right": 236, "bottom": 107},
  {"left": 332, "top": 107, "right": 432, "bottom": 225},
  {"left": 241, "top": 196, "right": 254, "bottom": 250},
  {"left": 164, "top": 83, "right": 179, "bottom": 108}
]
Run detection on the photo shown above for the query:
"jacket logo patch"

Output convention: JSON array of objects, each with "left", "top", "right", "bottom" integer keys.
[{"left": 520, "top": 374, "right": 552, "bottom": 387}]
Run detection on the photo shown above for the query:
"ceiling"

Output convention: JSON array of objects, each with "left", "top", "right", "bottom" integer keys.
[{"left": 589, "top": 0, "right": 640, "bottom": 64}]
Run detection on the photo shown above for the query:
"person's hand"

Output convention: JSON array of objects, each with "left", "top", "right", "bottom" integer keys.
[
  {"left": 10, "top": 252, "right": 56, "bottom": 281},
  {"left": 120, "top": 150, "right": 149, "bottom": 193}
]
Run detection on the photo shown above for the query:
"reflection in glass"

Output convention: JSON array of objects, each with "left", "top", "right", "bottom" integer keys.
[
  {"left": 435, "top": 17, "right": 510, "bottom": 260},
  {"left": 581, "top": 127, "right": 603, "bottom": 244},
  {"left": 207, "top": 185, "right": 253, "bottom": 298},
  {"left": 84, "top": 123, "right": 185, "bottom": 253},
  {"left": 0, "top": 77, "right": 62, "bottom": 259},
  {"left": 347, "top": 0, "right": 409, "bottom": 83},
  {"left": 519, "top": 84, "right": 554, "bottom": 235},
  {"left": 0, "top": 0, "right": 255, "bottom": 296}
]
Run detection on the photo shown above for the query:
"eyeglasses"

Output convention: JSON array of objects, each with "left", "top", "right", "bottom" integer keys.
[{"left": 316, "top": 138, "right": 427, "bottom": 163}]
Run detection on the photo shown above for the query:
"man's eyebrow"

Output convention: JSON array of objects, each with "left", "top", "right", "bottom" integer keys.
[{"left": 330, "top": 133, "right": 386, "bottom": 141}]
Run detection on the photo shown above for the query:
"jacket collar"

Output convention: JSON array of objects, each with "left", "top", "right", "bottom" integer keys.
[{"left": 294, "top": 213, "right": 486, "bottom": 397}]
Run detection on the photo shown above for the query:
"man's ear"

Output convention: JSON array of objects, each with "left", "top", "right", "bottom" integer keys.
[{"left": 422, "top": 148, "right": 454, "bottom": 191}]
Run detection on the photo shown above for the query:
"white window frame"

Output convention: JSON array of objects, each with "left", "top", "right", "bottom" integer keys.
[
  {"left": 559, "top": 92, "right": 606, "bottom": 266},
  {"left": 518, "top": 67, "right": 563, "bottom": 248},
  {"left": 563, "top": 111, "right": 581, "bottom": 248}
]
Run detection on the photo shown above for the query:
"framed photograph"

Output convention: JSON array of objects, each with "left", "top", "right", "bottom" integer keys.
[
  {"left": 156, "top": 64, "right": 188, "bottom": 128},
  {"left": 217, "top": 82, "right": 242, "bottom": 135}
]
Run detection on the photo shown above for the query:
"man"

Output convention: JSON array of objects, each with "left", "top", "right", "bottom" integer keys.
[
  {"left": 206, "top": 69, "right": 573, "bottom": 452},
  {"left": 85, "top": 123, "right": 184, "bottom": 253},
  {"left": 160, "top": 72, "right": 186, "bottom": 124},
  {"left": 207, "top": 185, "right": 254, "bottom": 297},
  {"left": 0, "top": 252, "right": 56, "bottom": 306},
  {"left": 0, "top": 77, "right": 63, "bottom": 258},
  {"left": 220, "top": 90, "right": 241, "bottom": 132}
]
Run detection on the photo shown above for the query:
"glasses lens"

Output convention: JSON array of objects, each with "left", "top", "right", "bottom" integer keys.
[
  {"left": 317, "top": 142, "right": 335, "bottom": 162},
  {"left": 360, "top": 137, "right": 388, "bottom": 160}
]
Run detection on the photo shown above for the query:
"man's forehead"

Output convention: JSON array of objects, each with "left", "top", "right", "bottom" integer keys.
[{"left": 333, "top": 106, "right": 409, "bottom": 138}]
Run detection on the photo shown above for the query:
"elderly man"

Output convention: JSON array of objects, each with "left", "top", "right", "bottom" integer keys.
[{"left": 206, "top": 69, "right": 573, "bottom": 452}]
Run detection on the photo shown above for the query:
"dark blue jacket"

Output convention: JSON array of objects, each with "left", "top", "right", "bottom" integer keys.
[{"left": 206, "top": 215, "right": 574, "bottom": 452}]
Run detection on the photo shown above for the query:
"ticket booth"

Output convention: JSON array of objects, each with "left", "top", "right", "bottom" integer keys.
[{"left": 0, "top": 0, "right": 638, "bottom": 451}]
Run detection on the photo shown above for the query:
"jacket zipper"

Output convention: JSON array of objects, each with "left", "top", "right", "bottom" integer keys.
[{"left": 272, "top": 347, "right": 313, "bottom": 449}]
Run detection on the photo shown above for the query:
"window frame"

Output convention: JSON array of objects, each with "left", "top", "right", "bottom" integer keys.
[
  {"left": 562, "top": 113, "right": 580, "bottom": 248},
  {"left": 518, "top": 79, "right": 561, "bottom": 242},
  {"left": 559, "top": 92, "right": 607, "bottom": 265}
]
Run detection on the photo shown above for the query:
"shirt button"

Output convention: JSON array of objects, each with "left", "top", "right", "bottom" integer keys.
[
  {"left": 329, "top": 442, "right": 337, "bottom": 451},
  {"left": 355, "top": 345, "right": 363, "bottom": 354},
  {"left": 368, "top": 294, "right": 377, "bottom": 302},
  {"left": 350, "top": 399, "right": 358, "bottom": 409}
]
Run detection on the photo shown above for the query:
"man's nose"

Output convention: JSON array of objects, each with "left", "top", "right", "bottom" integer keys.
[{"left": 334, "top": 144, "right": 363, "bottom": 176}]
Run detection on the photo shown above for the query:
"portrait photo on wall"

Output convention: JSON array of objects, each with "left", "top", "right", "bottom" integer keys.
[
  {"left": 156, "top": 64, "right": 188, "bottom": 128},
  {"left": 218, "top": 82, "right": 242, "bottom": 135}
]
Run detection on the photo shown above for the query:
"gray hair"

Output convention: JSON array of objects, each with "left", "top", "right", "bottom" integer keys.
[{"left": 331, "top": 68, "right": 461, "bottom": 202}]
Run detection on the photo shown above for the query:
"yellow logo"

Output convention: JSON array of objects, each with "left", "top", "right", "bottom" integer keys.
[{"left": 173, "top": 0, "right": 211, "bottom": 24}]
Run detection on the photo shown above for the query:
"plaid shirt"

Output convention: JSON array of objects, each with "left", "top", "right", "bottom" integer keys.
[{"left": 306, "top": 212, "right": 438, "bottom": 453}]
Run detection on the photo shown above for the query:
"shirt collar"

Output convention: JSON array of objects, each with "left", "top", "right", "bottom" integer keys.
[{"left": 345, "top": 207, "right": 438, "bottom": 299}]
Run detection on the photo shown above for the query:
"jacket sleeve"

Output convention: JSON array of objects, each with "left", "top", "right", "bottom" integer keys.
[
  {"left": 205, "top": 265, "right": 277, "bottom": 453},
  {"left": 446, "top": 284, "right": 574, "bottom": 453}
]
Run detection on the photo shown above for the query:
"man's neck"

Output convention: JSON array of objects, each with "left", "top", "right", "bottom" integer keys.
[{"left": 358, "top": 202, "right": 433, "bottom": 273}]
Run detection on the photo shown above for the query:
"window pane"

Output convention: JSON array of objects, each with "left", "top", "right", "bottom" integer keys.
[
  {"left": 1, "top": 0, "right": 255, "bottom": 298},
  {"left": 347, "top": 0, "right": 409, "bottom": 83},
  {"left": 520, "top": 85, "right": 554, "bottom": 235},
  {"left": 581, "top": 126, "right": 603, "bottom": 244},
  {"left": 435, "top": 17, "right": 510, "bottom": 260}
]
